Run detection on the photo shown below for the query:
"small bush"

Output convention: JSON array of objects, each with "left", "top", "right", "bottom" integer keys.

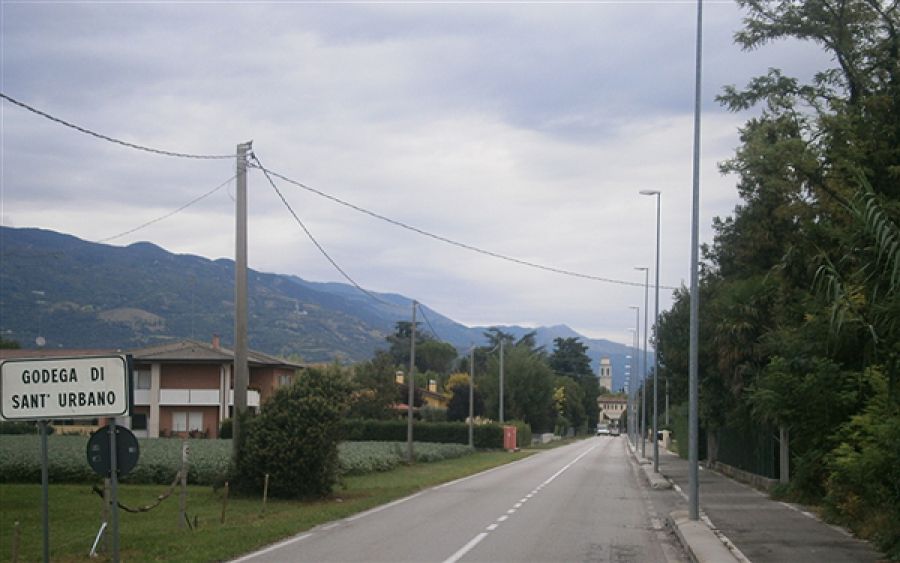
[
  {"left": 219, "top": 418, "right": 233, "bottom": 439},
  {"left": 232, "top": 366, "right": 351, "bottom": 499}
]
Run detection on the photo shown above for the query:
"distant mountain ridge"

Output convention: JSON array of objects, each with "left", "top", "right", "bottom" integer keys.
[{"left": 0, "top": 226, "right": 636, "bottom": 390}]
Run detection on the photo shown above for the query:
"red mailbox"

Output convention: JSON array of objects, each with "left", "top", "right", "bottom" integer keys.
[{"left": 503, "top": 425, "right": 517, "bottom": 451}]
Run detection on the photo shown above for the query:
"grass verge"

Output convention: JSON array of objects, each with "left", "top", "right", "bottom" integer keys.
[{"left": 0, "top": 449, "right": 532, "bottom": 562}]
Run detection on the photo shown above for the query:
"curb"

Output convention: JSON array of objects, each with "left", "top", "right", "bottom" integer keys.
[
  {"left": 627, "top": 440, "right": 673, "bottom": 490},
  {"left": 641, "top": 461, "right": 673, "bottom": 490},
  {"left": 668, "top": 510, "right": 741, "bottom": 563}
]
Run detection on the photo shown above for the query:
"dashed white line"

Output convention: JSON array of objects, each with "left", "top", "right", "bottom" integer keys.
[
  {"left": 443, "top": 532, "right": 488, "bottom": 563},
  {"left": 441, "top": 443, "right": 599, "bottom": 563}
]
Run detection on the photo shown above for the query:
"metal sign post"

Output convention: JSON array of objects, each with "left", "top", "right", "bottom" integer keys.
[
  {"left": 40, "top": 420, "right": 49, "bottom": 563},
  {"left": 109, "top": 421, "right": 120, "bottom": 562},
  {"left": 0, "top": 355, "right": 132, "bottom": 562}
]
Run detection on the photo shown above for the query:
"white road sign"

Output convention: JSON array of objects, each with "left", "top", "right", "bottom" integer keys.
[{"left": 0, "top": 355, "right": 131, "bottom": 420}]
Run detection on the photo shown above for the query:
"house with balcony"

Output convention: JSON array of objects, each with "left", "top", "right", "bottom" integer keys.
[
  {"left": 0, "top": 336, "right": 303, "bottom": 438},
  {"left": 130, "top": 337, "right": 303, "bottom": 438}
]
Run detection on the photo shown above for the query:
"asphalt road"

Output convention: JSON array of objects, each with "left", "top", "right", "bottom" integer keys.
[{"left": 233, "top": 437, "right": 687, "bottom": 563}]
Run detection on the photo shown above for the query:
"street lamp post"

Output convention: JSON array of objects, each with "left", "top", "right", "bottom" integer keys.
[
  {"left": 688, "top": 0, "right": 704, "bottom": 522},
  {"left": 640, "top": 189, "right": 662, "bottom": 472},
  {"left": 635, "top": 267, "right": 649, "bottom": 458}
]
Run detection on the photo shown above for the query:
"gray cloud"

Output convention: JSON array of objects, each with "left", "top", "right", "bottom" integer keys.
[{"left": 2, "top": 1, "right": 835, "bottom": 346}]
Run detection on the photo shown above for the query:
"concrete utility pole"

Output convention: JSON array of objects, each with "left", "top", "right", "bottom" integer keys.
[
  {"left": 499, "top": 339, "right": 505, "bottom": 425},
  {"left": 688, "top": 0, "right": 704, "bottom": 521},
  {"left": 637, "top": 267, "right": 649, "bottom": 458},
  {"left": 629, "top": 306, "right": 640, "bottom": 448},
  {"left": 469, "top": 346, "right": 475, "bottom": 448},
  {"left": 407, "top": 301, "right": 417, "bottom": 463},
  {"left": 233, "top": 140, "right": 252, "bottom": 458}
]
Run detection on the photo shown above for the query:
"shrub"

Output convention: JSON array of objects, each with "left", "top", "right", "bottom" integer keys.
[
  {"left": 219, "top": 418, "right": 233, "bottom": 439},
  {"left": 232, "top": 366, "right": 351, "bottom": 499},
  {"left": 823, "top": 371, "right": 900, "bottom": 559},
  {"left": 0, "top": 421, "right": 43, "bottom": 435}
]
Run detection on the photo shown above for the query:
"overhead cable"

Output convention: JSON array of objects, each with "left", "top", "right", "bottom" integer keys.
[
  {"left": 416, "top": 303, "right": 445, "bottom": 343},
  {"left": 251, "top": 154, "right": 391, "bottom": 306},
  {"left": 1, "top": 92, "right": 235, "bottom": 160},
  {"left": 247, "top": 162, "right": 677, "bottom": 290},
  {"left": 96, "top": 175, "right": 237, "bottom": 243}
]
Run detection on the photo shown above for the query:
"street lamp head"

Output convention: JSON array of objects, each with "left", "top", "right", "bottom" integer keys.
[
  {"left": 639, "top": 189, "right": 660, "bottom": 196},
  {"left": 629, "top": 305, "right": 639, "bottom": 310},
  {"left": 634, "top": 266, "right": 648, "bottom": 272}
]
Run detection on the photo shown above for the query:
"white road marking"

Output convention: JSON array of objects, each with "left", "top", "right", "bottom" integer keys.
[
  {"left": 345, "top": 491, "right": 424, "bottom": 522},
  {"left": 443, "top": 533, "right": 488, "bottom": 563},
  {"left": 229, "top": 534, "right": 313, "bottom": 563},
  {"left": 441, "top": 442, "right": 600, "bottom": 563}
]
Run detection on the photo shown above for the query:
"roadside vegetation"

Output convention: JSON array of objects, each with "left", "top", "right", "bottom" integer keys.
[
  {"left": 0, "top": 450, "right": 531, "bottom": 563},
  {"left": 653, "top": 2, "right": 900, "bottom": 557}
]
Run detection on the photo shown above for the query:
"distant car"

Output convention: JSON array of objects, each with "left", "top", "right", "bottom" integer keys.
[
  {"left": 596, "top": 425, "right": 611, "bottom": 436},
  {"left": 610, "top": 427, "right": 621, "bottom": 436}
]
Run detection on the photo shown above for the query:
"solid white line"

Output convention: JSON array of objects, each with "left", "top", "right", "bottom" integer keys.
[
  {"left": 321, "top": 523, "right": 340, "bottom": 531},
  {"left": 345, "top": 491, "right": 424, "bottom": 522},
  {"left": 442, "top": 532, "right": 488, "bottom": 563},
  {"left": 433, "top": 452, "right": 536, "bottom": 490},
  {"left": 229, "top": 534, "right": 313, "bottom": 563}
]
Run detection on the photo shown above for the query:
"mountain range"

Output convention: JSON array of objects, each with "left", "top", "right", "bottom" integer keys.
[{"left": 0, "top": 226, "right": 638, "bottom": 391}]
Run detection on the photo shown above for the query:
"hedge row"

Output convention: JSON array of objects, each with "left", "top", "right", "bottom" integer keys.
[{"left": 341, "top": 419, "right": 532, "bottom": 449}]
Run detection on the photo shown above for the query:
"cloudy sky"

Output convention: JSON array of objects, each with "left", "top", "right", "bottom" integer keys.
[{"left": 1, "top": 1, "right": 833, "bottom": 347}]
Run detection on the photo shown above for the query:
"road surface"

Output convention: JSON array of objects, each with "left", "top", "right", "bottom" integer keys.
[{"left": 234, "top": 437, "right": 687, "bottom": 563}]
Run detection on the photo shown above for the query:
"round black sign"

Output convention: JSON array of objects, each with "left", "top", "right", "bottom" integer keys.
[{"left": 86, "top": 424, "right": 140, "bottom": 477}]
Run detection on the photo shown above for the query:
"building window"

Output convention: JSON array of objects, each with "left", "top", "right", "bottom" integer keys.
[
  {"left": 132, "top": 414, "right": 148, "bottom": 431},
  {"left": 172, "top": 412, "right": 203, "bottom": 432},
  {"left": 278, "top": 374, "right": 292, "bottom": 387},
  {"left": 136, "top": 370, "right": 151, "bottom": 390}
]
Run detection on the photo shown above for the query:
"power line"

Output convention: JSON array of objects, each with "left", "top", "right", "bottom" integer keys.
[
  {"left": 96, "top": 175, "right": 236, "bottom": 243},
  {"left": 1, "top": 92, "right": 235, "bottom": 160},
  {"left": 251, "top": 154, "right": 391, "bottom": 306},
  {"left": 247, "top": 162, "right": 676, "bottom": 290},
  {"left": 416, "top": 303, "right": 445, "bottom": 343}
]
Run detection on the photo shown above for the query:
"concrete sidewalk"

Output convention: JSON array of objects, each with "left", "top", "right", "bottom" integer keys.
[{"left": 642, "top": 443, "right": 884, "bottom": 562}]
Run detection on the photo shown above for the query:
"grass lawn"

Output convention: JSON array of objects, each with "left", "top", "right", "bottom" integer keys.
[{"left": 0, "top": 449, "right": 532, "bottom": 562}]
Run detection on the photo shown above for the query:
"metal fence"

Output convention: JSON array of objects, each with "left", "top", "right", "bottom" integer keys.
[{"left": 716, "top": 420, "right": 778, "bottom": 480}]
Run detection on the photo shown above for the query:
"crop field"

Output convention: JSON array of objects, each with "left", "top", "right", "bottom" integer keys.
[{"left": 0, "top": 435, "right": 475, "bottom": 484}]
